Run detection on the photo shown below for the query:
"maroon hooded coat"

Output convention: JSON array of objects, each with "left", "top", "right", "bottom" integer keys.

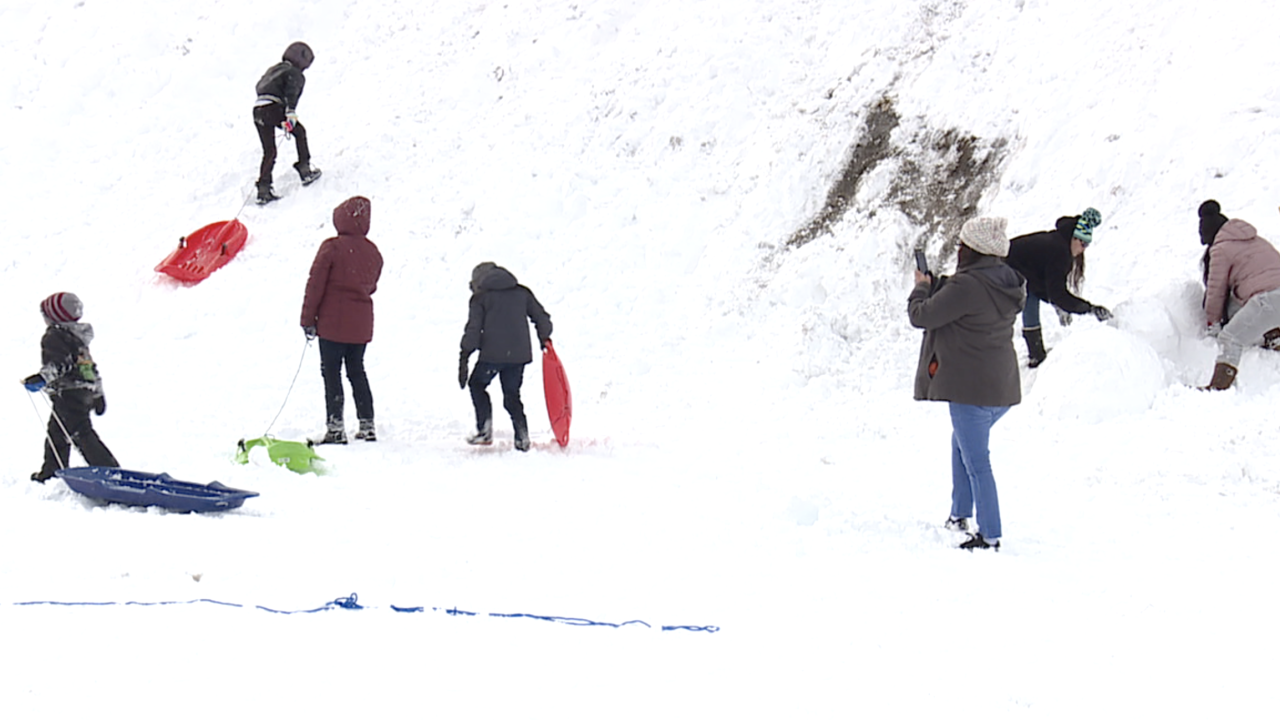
[{"left": 300, "top": 196, "right": 384, "bottom": 344}]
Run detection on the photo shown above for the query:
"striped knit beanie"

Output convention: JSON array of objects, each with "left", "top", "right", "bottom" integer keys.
[
  {"left": 1074, "top": 207, "right": 1102, "bottom": 245},
  {"left": 40, "top": 292, "right": 83, "bottom": 324}
]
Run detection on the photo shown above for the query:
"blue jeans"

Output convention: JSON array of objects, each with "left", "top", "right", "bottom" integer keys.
[
  {"left": 1021, "top": 291, "right": 1042, "bottom": 330},
  {"left": 949, "top": 403, "right": 1010, "bottom": 541}
]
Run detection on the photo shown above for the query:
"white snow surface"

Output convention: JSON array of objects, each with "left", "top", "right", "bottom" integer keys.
[{"left": 3, "top": 1, "right": 1280, "bottom": 717}]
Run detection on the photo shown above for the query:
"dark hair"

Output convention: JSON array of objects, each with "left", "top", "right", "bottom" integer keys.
[
  {"left": 1068, "top": 254, "right": 1084, "bottom": 293},
  {"left": 1198, "top": 200, "right": 1228, "bottom": 285}
]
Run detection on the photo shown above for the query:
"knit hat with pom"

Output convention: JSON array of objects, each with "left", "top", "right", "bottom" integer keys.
[
  {"left": 40, "top": 292, "right": 83, "bottom": 324},
  {"left": 959, "top": 217, "right": 1010, "bottom": 257},
  {"left": 1073, "top": 207, "right": 1102, "bottom": 245}
]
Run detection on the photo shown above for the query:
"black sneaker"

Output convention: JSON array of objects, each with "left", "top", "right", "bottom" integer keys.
[
  {"left": 944, "top": 517, "right": 969, "bottom": 533},
  {"left": 959, "top": 533, "right": 1000, "bottom": 551},
  {"left": 31, "top": 470, "right": 53, "bottom": 484},
  {"left": 294, "top": 162, "right": 322, "bottom": 186},
  {"left": 255, "top": 181, "right": 280, "bottom": 205}
]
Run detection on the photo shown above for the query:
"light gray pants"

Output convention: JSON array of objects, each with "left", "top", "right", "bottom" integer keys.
[{"left": 1218, "top": 287, "right": 1280, "bottom": 365}]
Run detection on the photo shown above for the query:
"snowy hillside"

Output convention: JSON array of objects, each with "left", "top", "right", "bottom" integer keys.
[{"left": 2, "top": 1, "right": 1279, "bottom": 717}]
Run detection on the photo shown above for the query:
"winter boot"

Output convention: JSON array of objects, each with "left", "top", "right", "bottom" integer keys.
[
  {"left": 1023, "top": 326, "right": 1048, "bottom": 368},
  {"left": 513, "top": 418, "right": 530, "bottom": 452},
  {"left": 1264, "top": 327, "right": 1280, "bottom": 351},
  {"left": 319, "top": 418, "right": 347, "bottom": 445},
  {"left": 944, "top": 517, "right": 969, "bottom": 533},
  {"left": 30, "top": 470, "right": 53, "bottom": 484},
  {"left": 294, "top": 161, "right": 322, "bottom": 186},
  {"left": 354, "top": 418, "right": 377, "bottom": 442},
  {"left": 467, "top": 419, "right": 493, "bottom": 446},
  {"left": 255, "top": 180, "right": 280, "bottom": 205},
  {"left": 959, "top": 533, "right": 1000, "bottom": 551},
  {"left": 1201, "top": 362, "right": 1238, "bottom": 391}
]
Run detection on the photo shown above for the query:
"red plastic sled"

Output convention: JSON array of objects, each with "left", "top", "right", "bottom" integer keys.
[
  {"left": 155, "top": 219, "right": 248, "bottom": 283},
  {"left": 542, "top": 340, "right": 573, "bottom": 447}
]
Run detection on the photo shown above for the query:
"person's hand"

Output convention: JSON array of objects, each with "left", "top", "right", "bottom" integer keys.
[
  {"left": 1091, "top": 305, "right": 1113, "bottom": 322},
  {"left": 541, "top": 338, "right": 551, "bottom": 352},
  {"left": 93, "top": 396, "right": 106, "bottom": 416},
  {"left": 913, "top": 269, "right": 932, "bottom": 286},
  {"left": 1055, "top": 307, "right": 1074, "bottom": 326},
  {"left": 22, "top": 374, "right": 45, "bottom": 393},
  {"left": 284, "top": 111, "right": 299, "bottom": 134},
  {"left": 304, "top": 325, "right": 317, "bottom": 340},
  {"left": 458, "top": 355, "right": 469, "bottom": 390}
]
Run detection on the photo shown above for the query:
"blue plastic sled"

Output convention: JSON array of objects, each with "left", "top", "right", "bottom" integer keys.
[{"left": 55, "top": 467, "right": 259, "bottom": 513}]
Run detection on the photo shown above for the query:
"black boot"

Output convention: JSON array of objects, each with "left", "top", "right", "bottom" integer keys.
[
  {"left": 1023, "top": 326, "right": 1048, "bottom": 368},
  {"left": 513, "top": 416, "right": 530, "bottom": 452},
  {"left": 255, "top": 180, "right": 280, "bottom": 205},
  {"left": 294, "top": 161, "right": 322, "bottom": 186}
]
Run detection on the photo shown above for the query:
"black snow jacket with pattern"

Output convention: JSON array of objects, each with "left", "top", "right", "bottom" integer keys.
[{"left": 37, "top": 322, "right": 104, "bottom": 397}]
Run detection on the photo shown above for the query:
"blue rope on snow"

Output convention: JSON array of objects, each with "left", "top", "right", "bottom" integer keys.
[{"left": 13, "top": 592, "right": 719, "bottom": 632}]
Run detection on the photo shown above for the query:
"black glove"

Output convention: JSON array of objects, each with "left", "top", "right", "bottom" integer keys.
[
  {"left": 458, "top": 353, "right": 470, "bottom": 390},
  {"left": 304, "top": 325, "right": 318, "bottom": 340},
  {"left": 93, "top": 396, "right": 106, "bottom": 416},
  {"left": 1091, "top": 304, "right": 1113, "bottom": 322}
]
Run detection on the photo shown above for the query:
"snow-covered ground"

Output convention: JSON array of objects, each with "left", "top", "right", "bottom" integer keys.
[{"left": 2, "top": 1, "right": 1279, "bottom": 716}]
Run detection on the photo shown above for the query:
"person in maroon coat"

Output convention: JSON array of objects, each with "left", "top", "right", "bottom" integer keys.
[{"left": 300, "top": 196, "right": 384, "bottom": 443}]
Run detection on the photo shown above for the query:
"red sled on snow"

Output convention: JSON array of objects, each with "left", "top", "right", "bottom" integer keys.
[
  {"left": 155, "top": 219, "right": 248, "bottom": 283},
  {"left": 542, "top": 340, "right": 573, "bottom": 447}
]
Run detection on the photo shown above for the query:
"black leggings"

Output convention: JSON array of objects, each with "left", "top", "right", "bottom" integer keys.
[
  {"left": 319, "top": 339, "right": 374, "bottom": 426},
  {"left": 253, "top": 103, "right": 310, "bottom": 184}
]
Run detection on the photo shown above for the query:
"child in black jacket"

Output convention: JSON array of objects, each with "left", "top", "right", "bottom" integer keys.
[
  {"left": 23, "top": 293, "right": 119, "bottom": 482},
  {"left": 253, "top": 41, "right": 321, "bottom": 204},
  {"left": 458, "top": 263, "right": 553, "bottom": 451}
]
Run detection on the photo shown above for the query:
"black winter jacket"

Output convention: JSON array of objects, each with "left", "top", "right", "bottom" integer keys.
[
  {"left": 38, "top": 322, "right": 104, "bottom": 397},
  {"left": 1004, "top": 216, "right": 1093, "bottom": 315},
  {"left": 461, "top": 266, "right": 553, "bottom": 365},
  {"left": 255, "top": 61, "right": 306, "bottom": 112}
]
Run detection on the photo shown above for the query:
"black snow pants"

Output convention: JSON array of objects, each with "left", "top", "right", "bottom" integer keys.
[
  {"left": 468, "top": 361, "right": 527, "bottom": 435},
  {"left": 38, "top": 389, "right": 119, "bottom": 477}
]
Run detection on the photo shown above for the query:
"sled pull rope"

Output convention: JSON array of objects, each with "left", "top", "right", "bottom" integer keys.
[
  {"left": 262, "top": 337, "right": 311, "bottom": 437},
  {"left": 24, "top": 389, "right": 73, "bottom": 472}
]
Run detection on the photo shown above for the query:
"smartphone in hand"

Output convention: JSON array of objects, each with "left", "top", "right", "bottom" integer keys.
[{"left": 914, "top": 249, "right": 930, "bottom": 275}]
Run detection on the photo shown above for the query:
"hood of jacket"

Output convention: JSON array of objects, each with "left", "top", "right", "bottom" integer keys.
[
  {"left": 475, "top": 265, "right": 518, "bottom": 293},
  {"left": 283, "top": 41, "right": 314, "bottom": 70},
  {"left": 966, "top": 255, "right": 1026, "bottom": 311},
  {"left": 1215, "top": 218, "right": 1258, "bottom": 244},
  {"left": 333, "top": 196, "right": 371, "bottom": 237}
]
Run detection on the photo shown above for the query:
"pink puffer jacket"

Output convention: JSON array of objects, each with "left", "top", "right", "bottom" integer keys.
[{"left": 1204, "top": 219, "right": 1280, "bottom": 326}]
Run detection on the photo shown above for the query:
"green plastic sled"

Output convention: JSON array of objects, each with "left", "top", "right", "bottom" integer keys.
[{"left": 235, "top": 437, "right": 324, "bottom": 475}]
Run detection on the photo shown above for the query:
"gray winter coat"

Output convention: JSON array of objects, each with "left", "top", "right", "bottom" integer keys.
[
  {"left": 909, "top": 254, "right": 1024, "bottom": 406},
  {"left": 461, "top": 266, "right": 553, "bottom": 365}
]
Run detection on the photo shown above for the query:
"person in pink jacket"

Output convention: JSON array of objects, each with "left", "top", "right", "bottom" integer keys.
[
  {"left": 300, "top": 196, "right": 384, "bottom": 442},
  {"left": 1199, "top": 200, "right": 1280, "bottom": 390}
]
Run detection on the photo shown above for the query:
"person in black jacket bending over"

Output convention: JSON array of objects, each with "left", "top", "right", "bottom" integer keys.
[
  {"left": 22, "top": 292, "right": 119, "bottom": 482},
  {"left": 253, "top": 41, "right": 322, "bottom": 205},
  {"left": 1004, "top": 207, "right": 1112, "bottom": 367},
  {"left": 459, "top": 263, "right": 553, "bottom": 451}
]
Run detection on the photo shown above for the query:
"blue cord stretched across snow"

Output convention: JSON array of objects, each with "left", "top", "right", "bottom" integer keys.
[{"left": 14, "top": 592, "right": 720, "bottom": 632}]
